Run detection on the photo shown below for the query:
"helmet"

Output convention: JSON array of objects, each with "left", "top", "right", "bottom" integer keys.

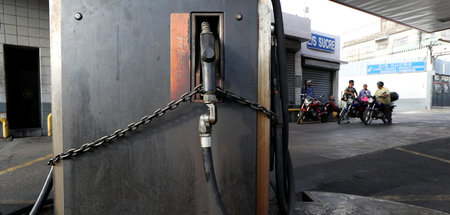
[
  {"left": 306, "top": 80, "right": 312, "bottom": 84},
  {"left": 377, "top": 81, "right": 384, "bottom": 87}
]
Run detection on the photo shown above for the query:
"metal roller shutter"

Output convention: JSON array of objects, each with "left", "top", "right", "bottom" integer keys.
[
  {"left": 286, "top": 51, "right": 296, "bottom": 105},
  {"left": 302, "top": 68, "right": 333, "bottom": 98}
]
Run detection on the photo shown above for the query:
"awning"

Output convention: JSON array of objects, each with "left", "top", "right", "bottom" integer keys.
[
  {"left": 302, "top": 54, "right": 348, "bottom": 65},
  {"left": 330, "top": 0, "right": 450, "bottom": 33}
]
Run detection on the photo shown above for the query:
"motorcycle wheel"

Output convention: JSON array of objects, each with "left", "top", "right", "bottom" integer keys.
[
  {"left": 363, "top": 109, "right": 372, "bottom": 125},
  {"left": 297, "top": 111, "right": 304, "bottom": 124},
  {"left": 337, "top": 109, "right": 346, "bottom": 124}
]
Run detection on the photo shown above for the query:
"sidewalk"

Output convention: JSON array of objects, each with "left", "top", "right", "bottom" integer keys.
[{"left": 0, "top": 136, "right": 52, "bottom": 214}]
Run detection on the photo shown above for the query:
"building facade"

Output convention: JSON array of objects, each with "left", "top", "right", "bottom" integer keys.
[
  {"left": 298, "top": 30, "right": 341, "bottom": 105},
  {"left": 280, "top": 13, "right": 342, "bottom": 108},
  {"left": 340, "top": 19, "right": 450, "bottom": 111},
  {"left": 0, "top": 0, "right": 50, "bottom": 137}
]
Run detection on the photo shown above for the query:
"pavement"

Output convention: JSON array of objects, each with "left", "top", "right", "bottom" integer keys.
[
  {"left": 0, "top": 137, "right": 53, "bottom": 214},
  {"left": 1, "top": 109, "right": 450, "bottom": 214},
  {"left": 290, "top": 109, "right": 450, "bottom": 167},
  {"left": 290, "top": 109, "right": 450, "bottom": 213}
]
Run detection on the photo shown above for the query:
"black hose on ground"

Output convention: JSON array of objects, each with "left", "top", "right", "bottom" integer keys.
[
  {"left": 202, "top": 147, "right": 227, "bottom": 215},
  {"left": 29, "top": 166, "right": 54, "bottom": 215},
  {"left": 271, "top": 0, "right": 295, "bottom": 214}
]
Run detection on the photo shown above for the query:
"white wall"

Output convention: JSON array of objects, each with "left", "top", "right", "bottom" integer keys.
[
  {"left": 339, "top": 57, "right": 428, "bottom": 110},
  {"left": 339, "top": 72, "right": 427, "bottom": 98}
]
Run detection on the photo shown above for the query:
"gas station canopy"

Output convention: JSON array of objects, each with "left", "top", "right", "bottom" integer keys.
[{"left": 330, "top": 0, "right": 450, "bottom": 33}]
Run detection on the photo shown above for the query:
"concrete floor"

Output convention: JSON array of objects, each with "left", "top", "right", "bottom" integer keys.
[
  {"left": 0, "top": 137, "right": 52, "bottom": 214},
  {"left": 290, "top": 109, "right": 450, "bottom": 167},
  {"left": 2, "top": 109, "right": 450, "bottom": 214},
  {"left": 290, "top": 109, "right": 450, "bottom": 213}
]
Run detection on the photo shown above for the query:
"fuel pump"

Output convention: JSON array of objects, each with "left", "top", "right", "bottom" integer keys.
[{"left": 28, "top": 0, "right": 295, "bottom": 214}]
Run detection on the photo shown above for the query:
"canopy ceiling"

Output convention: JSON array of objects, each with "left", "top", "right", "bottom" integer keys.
[{"left": 330, "top": 0, "right": 450, "bottom": 33}]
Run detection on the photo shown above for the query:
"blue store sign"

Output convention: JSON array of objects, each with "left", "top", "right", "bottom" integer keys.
[
  {"left": 367, "top": 61, "right": 426, "bottom": 74},
  {"left": 307, "top": 33, "right": 335, "bottom": 53}
]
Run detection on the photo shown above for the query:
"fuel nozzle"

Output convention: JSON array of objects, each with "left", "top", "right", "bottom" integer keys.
[
  {"left": 198, "top": 21, "right": 227, "bottom": 215},
  {"left": 200, "top": 21, "right": 217, "bottom": 104}
]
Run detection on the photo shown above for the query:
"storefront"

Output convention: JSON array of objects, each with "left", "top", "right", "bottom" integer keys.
[
  {"left": 297, "top": 31, "right": 342, "bottom": 105},
  {"left": 279, "top": 23, "right": 343, "bottom": 120},
  {"left": 432, "top": 73, "right": 450, "bottom": 106}
]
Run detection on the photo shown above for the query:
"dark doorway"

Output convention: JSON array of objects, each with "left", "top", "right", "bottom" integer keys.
[{"left": 4, "top": 45, "right": 41, "bottom": 129}]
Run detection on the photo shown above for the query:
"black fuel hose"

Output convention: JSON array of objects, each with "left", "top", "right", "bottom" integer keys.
[
  {"left": 271, "top": 0, "right": 295, "bottom": 214},
  {"left": 29, "top": 166, "right": 54, "bottom": 215},
  {"left": 271, "top": 44, "right": 287, "bottom": 213},
  {"left": 202, "top": 147, "right": 227, "bottom": 215}
]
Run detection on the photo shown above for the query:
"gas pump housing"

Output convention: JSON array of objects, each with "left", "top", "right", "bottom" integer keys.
[{"left": 51, "top": 0, "right": 271, "bottom": 214}]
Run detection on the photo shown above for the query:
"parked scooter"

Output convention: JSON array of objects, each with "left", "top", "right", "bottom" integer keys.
[
  {"left": 362, "top": 92, "right": 399, "bottom": 125},
  {"left": 297, "top": 95, "right": 329, "bottom": 123},
  {"left": 337, "top": 94, "right": 369, "bottom": 124}
]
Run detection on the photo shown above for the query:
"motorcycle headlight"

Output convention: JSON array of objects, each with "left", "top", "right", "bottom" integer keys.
[
  {"left": 348, "top": 99, "right": 353, "bottom": 103},
  {"left": 369, "top": 98, "right": 374, "bottom": 103},
  {"left": 305, "top": 99, "right": 311, "bottom": 106}
]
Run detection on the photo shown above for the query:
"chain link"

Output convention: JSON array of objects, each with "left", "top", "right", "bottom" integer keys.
[
  {"left": 216, "top": 87, "right": 276, "bottom": 120},
  {"left": 48, "top": 84, "right": 204, "bottom": 165},
  {"left": 48, "top": 84, "right": 275, "bottom": 165}
]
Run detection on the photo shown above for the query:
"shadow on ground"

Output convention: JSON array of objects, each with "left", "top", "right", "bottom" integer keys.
[{"left": 295, "top": 137, "right": 450, "bottom": 213}]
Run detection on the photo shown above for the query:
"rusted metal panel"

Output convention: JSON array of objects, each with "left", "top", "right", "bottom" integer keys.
[
  {"left": 257, "top": 1, "right": 271, "bottom": 214},
  {"left": 170, "top": 13, "right": 191, "bottom": 100}
]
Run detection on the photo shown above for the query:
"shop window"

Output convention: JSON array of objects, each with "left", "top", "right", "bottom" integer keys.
[{"left": 376, "top": 41, "right": 388, "bottom": 50}]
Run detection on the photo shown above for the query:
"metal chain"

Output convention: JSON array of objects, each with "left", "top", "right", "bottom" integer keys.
[
  {"left": 216, "top": 87, "right": 276, "bottom": 120},
  {"left": 48, "top": 85, "right": 275, "bottom": 165},
  {"left": 48, "top": 84, "right": 204, "bottom": 166}
]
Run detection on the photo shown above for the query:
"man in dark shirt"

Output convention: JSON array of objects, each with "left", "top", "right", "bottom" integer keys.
[
  {"left": 342, "top": 80, "right": 357, "bottom": 123},
  {"left": 344, "top": 80, "right": 358, "bottom": 99}
]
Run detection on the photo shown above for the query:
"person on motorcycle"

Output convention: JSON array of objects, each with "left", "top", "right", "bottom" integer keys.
[
  {"left": 302, "top": 80, "right": 314, "bottom": 99},
  {"left": 342, "top": 80, "right": 358, "bottom": 123},
  {"left": 375, "top": 81, "right": 392, "bottom": 125},
  {"left": 344, "top": 80, "right": 358, "bottom": 99},
  {"left": 358, "top": 84, "right": 371, "bottom": 99},
  {"left": 328, "top": 94, "right": 341, "bottom": 118}
]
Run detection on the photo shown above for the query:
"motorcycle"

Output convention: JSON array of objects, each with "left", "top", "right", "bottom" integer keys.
[
  {"left": 337, "top": 94, "right": 369, "bottom": 124},
  {"left": 297, "top": 95, "right": 329, "bottom": 123},
  {"left": 362, "top": 92, "right": 398, "bottom": 125}
]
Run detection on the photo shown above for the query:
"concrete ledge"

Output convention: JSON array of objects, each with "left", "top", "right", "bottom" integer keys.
[{"left": 294, "top": 191, "right": 448, "bottom": 215}]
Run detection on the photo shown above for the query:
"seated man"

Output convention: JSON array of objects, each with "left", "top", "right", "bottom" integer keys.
[
  {"left": 375, "top": 81, "right": 392, "bottom": 125},
  {"left": 342, "top": 80, "right": 357, "bottom": 123},
  {"left": 328, "top": 95, "right": 341, "bottom": 119},
  {"left": 358, "top": 84, "right": 371, "bottom": 99},
  {"left": 302, "top": 80, "right": 314, "bottom": 99}
]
